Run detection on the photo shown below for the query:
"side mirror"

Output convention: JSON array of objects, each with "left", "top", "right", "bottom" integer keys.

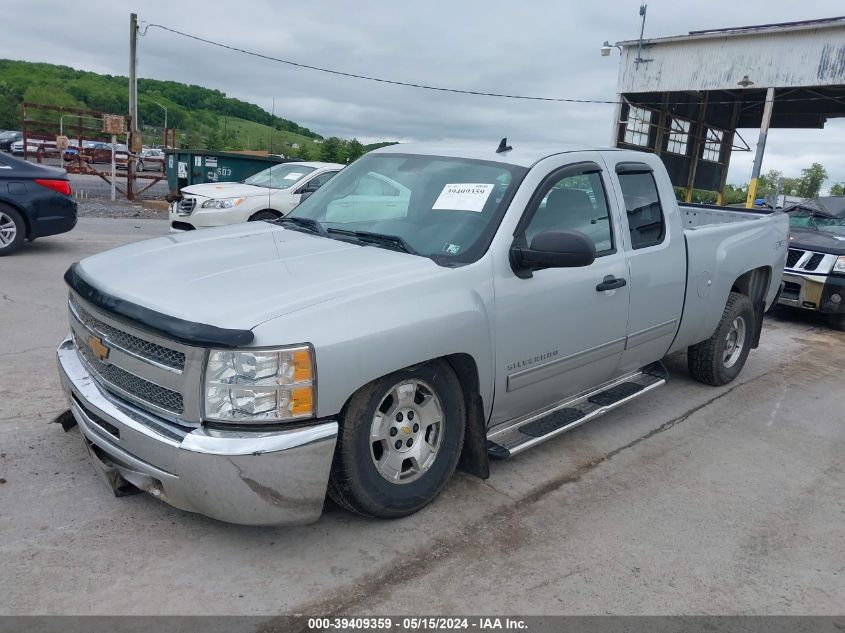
[{"left": 510, "top": 229, "right": 596, "bottom": 279}]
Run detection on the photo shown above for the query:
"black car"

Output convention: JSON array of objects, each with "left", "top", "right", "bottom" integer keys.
[
  {"left": 777, "top": 196, "right": 845, "bottom": 330},
  {"left": 0, "top": 152, "right": 77, "bottom": 255},
  {"left": 0, "top": 130, "right": 22, "bottom": 152}
]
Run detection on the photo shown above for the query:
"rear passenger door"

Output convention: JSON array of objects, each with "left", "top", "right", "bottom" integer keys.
[{"left": 610, "top": 161, "right": 686, "bottom": 374}]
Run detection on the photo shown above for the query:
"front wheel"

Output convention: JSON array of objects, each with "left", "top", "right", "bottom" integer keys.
[
  {"left": 328, "top": 360, "right": 466, "bottom": 519},
  {"left": 688, "top": 292, "right": 755, "bottom": 386},
  {"left": 136, "top": 161, "right": 145, "bottom": 172}
]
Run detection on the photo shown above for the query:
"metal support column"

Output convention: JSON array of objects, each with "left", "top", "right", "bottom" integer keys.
[
  {"left": 745, "top": 87, "right": 775, "bottom": 208},
  {"left": 684, "top": 94, "right": 708, "bottom": 203},
  {"left": 716, "top": 100, "right": 741, "bottom": 205},
  {"left": 653, "top": 93, "right": 669, "bottom": 156},
  {"left": 610, "top": 95, "right": 623, "bottom": 147},
  {"left": 127, "top": 12, "right": 138, "bottom": 201}
]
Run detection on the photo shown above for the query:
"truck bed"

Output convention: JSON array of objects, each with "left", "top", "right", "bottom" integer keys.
[{"left": 668, "top": 204, "right": 789, "bottom": 354}]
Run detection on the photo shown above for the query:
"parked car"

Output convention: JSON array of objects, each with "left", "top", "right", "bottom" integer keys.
[
  {"left": 57, "top": 141, "right": 787, "bottom": 525},
  {"left": 80, "top": 142, "right": 113, "bottom": 164},
  {"left": 0, "top": 130, "right": 22, "bottom": 152},
  {"left": 10, "top": 140, "right": 25, "bottom": 156},
  {"left": 0, "top": 152, "right": 76, "bottom": 255},
  {"left": 777, "top": 196, "right": 845, "bottom": 330},
  {"left": 169, "top": 161, "right": 344, "bottom": 231}
]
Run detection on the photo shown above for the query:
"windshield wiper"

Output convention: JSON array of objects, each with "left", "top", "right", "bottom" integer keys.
[
  {"left": 273, "top": 216, "right": 327, "bottom": 236},
  {"left": 326, "top": 228, "right": 419, "bottom": 255}
]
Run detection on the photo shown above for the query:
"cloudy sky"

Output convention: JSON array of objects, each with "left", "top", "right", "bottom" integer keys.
[{"left": 7, "top": 0, "right": 845, "bottom": 190}]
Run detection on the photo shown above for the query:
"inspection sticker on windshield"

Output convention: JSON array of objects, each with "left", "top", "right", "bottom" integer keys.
[
  {"left": 432, "top": 183, "right": 494, "bottom": 212},
  {"left": 283, "top": 172, "right": 305, "bottom": 180}
]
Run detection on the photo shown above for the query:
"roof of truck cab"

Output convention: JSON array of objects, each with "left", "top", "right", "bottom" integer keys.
[{"left": 372, "top": 141, "right": 620, "bottom": 168}]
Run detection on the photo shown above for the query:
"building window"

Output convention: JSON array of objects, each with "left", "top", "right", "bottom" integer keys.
[
  {"left": 666, "top": 118, "right": 690, "bottom": 155},
  {"left": 624, "top": 106, "right": 652, "bottom": 147},
  {"left": 702, "top": 128, "right": 723, "bottom": 162}
]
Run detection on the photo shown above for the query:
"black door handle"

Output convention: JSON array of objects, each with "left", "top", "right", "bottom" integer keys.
[{"left": 596, "top": 275, "right": 627, "bottom": 291}]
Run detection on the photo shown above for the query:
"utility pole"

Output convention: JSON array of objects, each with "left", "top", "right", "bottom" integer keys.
[{"left": 128, "top": 12, "right": 139, "bottom": 201}]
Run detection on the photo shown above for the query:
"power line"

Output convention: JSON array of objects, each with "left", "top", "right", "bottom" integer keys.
[
  {"left": 141, "top": 23, "right": 617, "bottom": 104},
  {"left": 141, "top": 22, "right": 842, "bottom": 108}
]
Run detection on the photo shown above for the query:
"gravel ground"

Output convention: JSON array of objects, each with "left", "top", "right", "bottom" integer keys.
[{"left": 69, "top": 172, "right": 171, "bottom": 220}]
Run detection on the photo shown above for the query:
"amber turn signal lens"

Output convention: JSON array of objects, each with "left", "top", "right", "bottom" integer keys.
[{"left": 290, "top": 386, "right": 314, "bottom": 416}]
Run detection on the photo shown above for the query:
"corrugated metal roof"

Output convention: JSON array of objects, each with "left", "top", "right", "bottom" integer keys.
[{"left": 618, "top": 15, "right": 845, "bottom": 46}]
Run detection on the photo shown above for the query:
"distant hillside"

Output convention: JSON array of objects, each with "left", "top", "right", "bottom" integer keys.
[{"left": 0, "top": 58, "right": 327, "bottom": 155}]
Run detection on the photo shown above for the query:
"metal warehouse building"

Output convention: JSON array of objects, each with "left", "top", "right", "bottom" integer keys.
[{"left": 610, "top": 16, "right": 845, "bottom": 205}]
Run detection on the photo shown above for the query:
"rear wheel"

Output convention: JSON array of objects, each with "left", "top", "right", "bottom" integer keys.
[
  {"left": 0, "top": 205, "right": 25, "bottom": 256},
  {"left": 249, "top": 210, "right": 280, "bottom": 222},
  {"left": 688, "top": 292, "right": 755, "bottom": 386},
  {"left": 328, "top": 360, "right": 466, "bottom": 519},
  {"left": 136, "top": 161, "right": 145, "bottom": 172}
]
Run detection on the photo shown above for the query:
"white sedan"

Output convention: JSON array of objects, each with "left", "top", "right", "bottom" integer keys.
[{"left": 170, "top": 161, "right": 344, "bottom": 231}]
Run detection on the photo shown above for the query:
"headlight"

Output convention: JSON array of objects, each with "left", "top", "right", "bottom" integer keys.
[
  {"left": 204, "top": 346, "right": 315, "bottom": 423},
  {"left": 201, "top": 197, "right": 245, "bottom": 209},
  {"left": 833, "top": 256, "right": 845, "bottom": 275}
]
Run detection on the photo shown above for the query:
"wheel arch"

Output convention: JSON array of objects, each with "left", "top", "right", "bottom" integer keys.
[
  {"left": 248, "top": 208, "right": 283, "bottom": 221},
  {"left": 0, "top": 198, "right": 31, "bottom": 238},
  {"left": 730, "top": 266, "right": 771, "bottom": 348}
]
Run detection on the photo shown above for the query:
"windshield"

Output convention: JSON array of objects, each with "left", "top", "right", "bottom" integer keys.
[
  {"left": 288, "top": 153, "right": 527, "bottom": 265},
  {"left": 789, "top": 209, "right": 845, "bottom": 236},
  {"left": 0, "top": 131, "right": 18, "bottom": 139},
  {"left": 244, "top": 164, "right": 316, "bottom": 189}
]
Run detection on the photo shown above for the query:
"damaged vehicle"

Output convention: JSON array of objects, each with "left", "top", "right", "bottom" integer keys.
[
  {"left": 56, "top": 141, "right": 788, "bottom": 525},
  {"left": 777, "top": 196, "right": 845, "bottom": 330}
]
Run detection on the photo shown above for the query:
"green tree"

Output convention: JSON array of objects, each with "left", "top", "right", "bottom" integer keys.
[
  {"left": 797, "top": 163, "right": 828, "bottom": 198},
  {"left": 830, "top": 182, "right": 844, "bottom": 196},
  {"left": 344, "top": 138, "right": 364, "bottom": 163},
  {"left": 320, "top": 137, "right": 343, "bottom": 163},
  {"left": 723, "top": 184, "right": 747, "bottom": 205},
  {"left": 205, "top": 130, "right": 223, "bottom": 151}
]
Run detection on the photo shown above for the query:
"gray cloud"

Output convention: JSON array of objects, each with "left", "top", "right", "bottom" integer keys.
[{"left": 6, "top": 0, "right": 844, "bottom": 190}]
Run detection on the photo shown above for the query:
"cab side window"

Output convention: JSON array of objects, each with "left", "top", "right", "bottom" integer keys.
[
  {"left": 616, "top": 168, "right": 665, "bottom": 249},
  {"left": 307, "top": 171, "right": 337, "bottom": 189},
  {"left": 524, "top": 170, "right": 613, "bottom": 254}
]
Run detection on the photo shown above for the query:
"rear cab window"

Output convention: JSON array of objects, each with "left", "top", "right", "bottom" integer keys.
[{"left": 615, "top": 163, "right": 666, "bottom": 249}]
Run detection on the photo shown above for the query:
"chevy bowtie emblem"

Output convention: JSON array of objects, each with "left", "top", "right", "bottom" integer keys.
[{"left": 88, "top": 335, "right": 110, "bottom": 362}]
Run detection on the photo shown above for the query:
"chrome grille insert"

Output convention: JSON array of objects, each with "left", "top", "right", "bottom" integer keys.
[
  {"left": 179, "top": 197, "right": 197, "bottom": 214},
  {"left": 70, "top": 296, "right": 185, "bottom": 370},
  {"left": 76, "top": 335, "right": 184, "bottom": 414},
  {"left": 786, "top": 248, "right": 804, "bottom": 268}
]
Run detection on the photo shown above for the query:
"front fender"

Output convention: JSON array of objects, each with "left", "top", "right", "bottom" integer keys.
[{"left": 250, "top": 258, "right": 496, "bottom": 421}]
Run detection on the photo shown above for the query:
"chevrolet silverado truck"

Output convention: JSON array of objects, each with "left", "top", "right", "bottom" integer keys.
[{"left": 56, "top": 141, "right": 788, "bottom": 525}]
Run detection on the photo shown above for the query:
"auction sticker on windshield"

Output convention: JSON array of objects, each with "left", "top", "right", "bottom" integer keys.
[
  {"left": 432, "top": 183, "right": 494, "bottom": 212},
  {"left": 283, "top": 172, "right": 305, "bottom": 180}
]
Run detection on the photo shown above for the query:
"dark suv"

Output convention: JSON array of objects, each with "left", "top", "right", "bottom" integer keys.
[{"left": 0, "top": 130, "right": 22, "bottom": 152}]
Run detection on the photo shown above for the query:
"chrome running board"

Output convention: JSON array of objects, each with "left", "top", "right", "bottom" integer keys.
[{"left": 486, "top": 362, "right": 668, "bottom": 458}]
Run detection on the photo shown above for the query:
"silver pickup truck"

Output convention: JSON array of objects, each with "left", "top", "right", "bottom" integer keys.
[{"left": 56, "top": 141, "right": 788, "bottom": 525}]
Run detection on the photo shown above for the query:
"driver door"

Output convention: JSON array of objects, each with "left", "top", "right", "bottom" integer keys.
[{"left": 491, "top": 159, "right": 630, "bottom": 425}]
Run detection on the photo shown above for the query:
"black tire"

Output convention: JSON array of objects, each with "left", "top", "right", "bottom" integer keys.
[
  {"left": 136, "top": 161, "right": 145, "bottom": 172},
  {"left": 0, "top": 204, "right": 26, "bottom": 256},
  {"left": 688, "top": 292, "right": 755, "bottom": 386},
  {"left": 328, "top": 360, "right": 466, "bottom": 519},
  {"left": 249, "top": 210, "right": 280, "bottom": 222},
  {"left": 830, "top": 314, "right": 845, "bottom": 332}
]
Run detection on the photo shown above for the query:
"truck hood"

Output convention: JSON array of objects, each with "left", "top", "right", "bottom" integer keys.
[
  {"left": 74, "top": 223, "right": 442, "bottom": 332},
  {"left": 789, "top": 227, "right": 845, "bottom": 256},
  {"left": 181, "top": 182, "right": 288, "bottom": 199}
]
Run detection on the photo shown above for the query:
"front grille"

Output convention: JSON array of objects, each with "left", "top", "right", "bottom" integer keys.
[
  {"left": 70, "top": 296, "right": 185, "bottom": 370},
  {"left": 805, "top": 253, "right": 824, "bottom": 271},
  {"left": 179, "top": 197, "right": 197, "bottom": 214},
  {"left": 786, "top": 248, "right": 804, "bottom": 268},
  {"left": 77, "top": 337, "right": 184, "bottom": 414}
]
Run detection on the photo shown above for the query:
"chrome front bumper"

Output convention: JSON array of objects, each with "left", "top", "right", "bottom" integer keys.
[
  {"left": 777, "top": 271, "right": 825, "bottom": 311},
  {"left": 57, "top": 336, "right": 338, "bottom": 526}
]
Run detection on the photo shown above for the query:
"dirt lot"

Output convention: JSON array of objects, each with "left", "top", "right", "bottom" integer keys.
[{"left": 0, "top": 219, "right": 843, "bottom": 618}]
